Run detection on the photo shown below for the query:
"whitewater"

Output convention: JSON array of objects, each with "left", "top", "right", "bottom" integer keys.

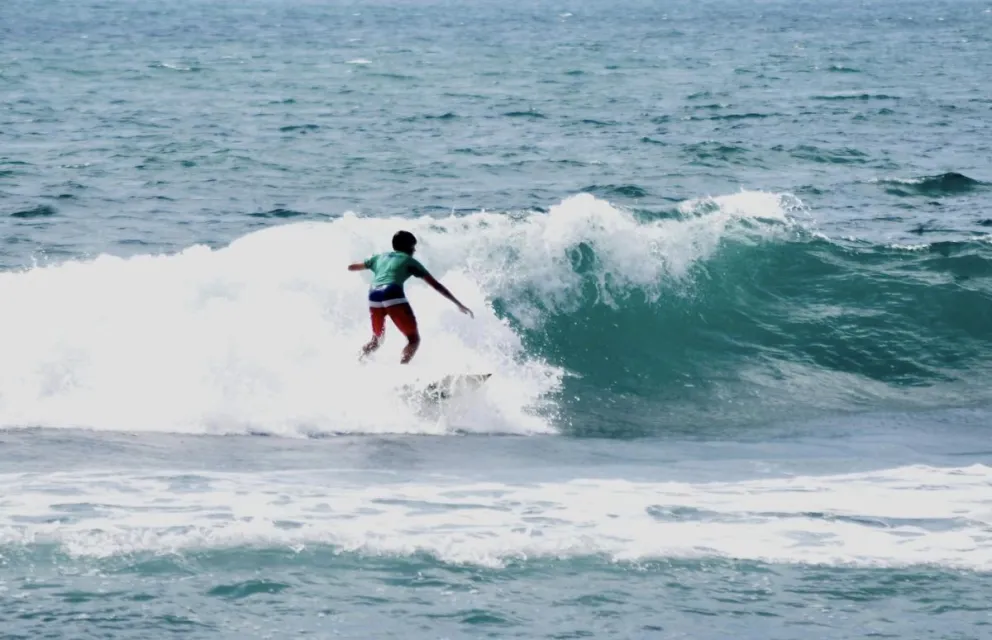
[{"left": 0, "top": 191, "right": 801, "bottom": 436}]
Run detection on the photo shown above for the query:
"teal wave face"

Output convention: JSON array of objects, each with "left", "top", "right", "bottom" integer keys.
[{"left": 499, "top": 235, "right": 992, "bottom": 435}]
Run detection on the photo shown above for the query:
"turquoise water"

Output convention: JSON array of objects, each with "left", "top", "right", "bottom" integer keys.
[{"left": 2, "top": 0, "right": 992, "bottom": 637}]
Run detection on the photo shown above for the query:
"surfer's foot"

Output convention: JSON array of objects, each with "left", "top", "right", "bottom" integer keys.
[
  {"left": 399, "top": 334, "right": 421, "bottom": 364},
  {"left": 360, "top": 336, "right": 382, "bottom": 361}
]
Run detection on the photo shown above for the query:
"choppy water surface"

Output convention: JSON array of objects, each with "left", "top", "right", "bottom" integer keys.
[{"left": 2, "top": 0, "right": 991, "bottom": 638}]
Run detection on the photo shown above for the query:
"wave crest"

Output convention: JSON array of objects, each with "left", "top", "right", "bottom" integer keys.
[{"left": 1, "top": 192, "right": 989, "bottom": 436}]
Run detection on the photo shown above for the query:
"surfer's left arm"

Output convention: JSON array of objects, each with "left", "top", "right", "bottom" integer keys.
[
  {"left": 422, "top": 273, "right": 474, "bottom": 318},
  {"left": 349, "top": 255, "right": 378, "bottom": 271}
]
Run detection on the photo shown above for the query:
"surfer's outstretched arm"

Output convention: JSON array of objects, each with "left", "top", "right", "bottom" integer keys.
[
  {"left": 422, "top": 274, "right": 474, "bottom": 318},
  {"left": 347, "top": 262, "right": 367, "bottom": 271}
]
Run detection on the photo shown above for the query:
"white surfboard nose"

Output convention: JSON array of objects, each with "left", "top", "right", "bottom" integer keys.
[{"left": 413, "top": 373, "right": 493, "bottom": 403}]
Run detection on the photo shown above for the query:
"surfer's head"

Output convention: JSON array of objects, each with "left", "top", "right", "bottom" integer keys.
[{"left": 392, "top": 230, "right": 417, "bottom": 255}]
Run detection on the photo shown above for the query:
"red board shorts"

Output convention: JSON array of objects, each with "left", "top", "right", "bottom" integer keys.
[{"left": 368, "top": 284, "right": 418, "bottom": 338}]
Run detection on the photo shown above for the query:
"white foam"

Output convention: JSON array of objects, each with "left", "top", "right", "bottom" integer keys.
[
  {"left": 0, "top": 193, "right": 797, "bottom": 435},
  {"left": 1, "top": 464, "right": 989, "bottom": 569},
  {"left": 677, "top": 190, "right": 799, "bottom": 223},
  {"left": 153, "top": 62, "right": 196, "bottom": 72},
  {"left": 886, "top": 242, "right": 930, "bottom": 251}
]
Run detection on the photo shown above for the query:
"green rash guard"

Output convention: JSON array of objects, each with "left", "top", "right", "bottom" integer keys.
[{"left": 364, "top": 251, "right": 429, "bottom": 288}]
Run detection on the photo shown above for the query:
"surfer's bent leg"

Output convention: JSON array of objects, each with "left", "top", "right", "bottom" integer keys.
[
  {"left": 361, "top": 307, "right": 387, "bottom": 359},
  {"left": 387, "top": 303, "right": 420, "bottom": 364},
  {"left": 400, "top": 332, "right": 420, "bottom": 364}
]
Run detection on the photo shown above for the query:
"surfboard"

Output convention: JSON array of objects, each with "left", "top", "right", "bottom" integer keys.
[
  {"left": 401, "top": 373, "right": 492, "bottom": 404},
  {"left": 423, "top": 373, "right": 492, "bottom": 401}
]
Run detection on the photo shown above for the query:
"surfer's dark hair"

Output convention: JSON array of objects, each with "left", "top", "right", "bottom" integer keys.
[{"left": 392, "top": 230, "right": 417, "bottom": 254}]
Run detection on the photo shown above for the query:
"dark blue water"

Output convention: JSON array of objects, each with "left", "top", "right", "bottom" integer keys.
[{"left": 2, "top": 0, "right": 991, "bottom": 637}]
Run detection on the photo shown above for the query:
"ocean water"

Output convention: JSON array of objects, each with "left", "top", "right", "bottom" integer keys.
[{"left": 2, "top": 0, "right": 992, "bottom": 637}]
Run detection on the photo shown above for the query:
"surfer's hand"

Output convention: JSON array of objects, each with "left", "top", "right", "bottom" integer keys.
[{"left": 458, "top": 304, "right": 474, "bottom": 319}]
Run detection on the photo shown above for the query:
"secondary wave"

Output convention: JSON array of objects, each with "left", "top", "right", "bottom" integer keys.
[
  {"left": 2, "top": 464, "right": 990, "bottom": 570},
  {"left": 876, "top": 172, "right": 986, "bottom": 197}
]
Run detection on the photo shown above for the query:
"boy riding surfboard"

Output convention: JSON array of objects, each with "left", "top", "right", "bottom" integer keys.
[{"left": 348, "top": 230, "right": 474, "bottom": 364}]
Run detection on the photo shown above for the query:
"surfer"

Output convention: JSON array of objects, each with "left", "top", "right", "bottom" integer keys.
[{"left": 348, "top": 230, "right": 473, "bottom": 364}]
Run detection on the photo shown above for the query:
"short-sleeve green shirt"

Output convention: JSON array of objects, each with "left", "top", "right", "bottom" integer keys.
[{"left": 364, "top": 251, "right": 428, "bottom": 288}]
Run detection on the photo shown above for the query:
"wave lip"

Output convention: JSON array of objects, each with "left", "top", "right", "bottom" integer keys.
[{"left": 2, "top": 464, "right": 989, "bottom": 570}]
